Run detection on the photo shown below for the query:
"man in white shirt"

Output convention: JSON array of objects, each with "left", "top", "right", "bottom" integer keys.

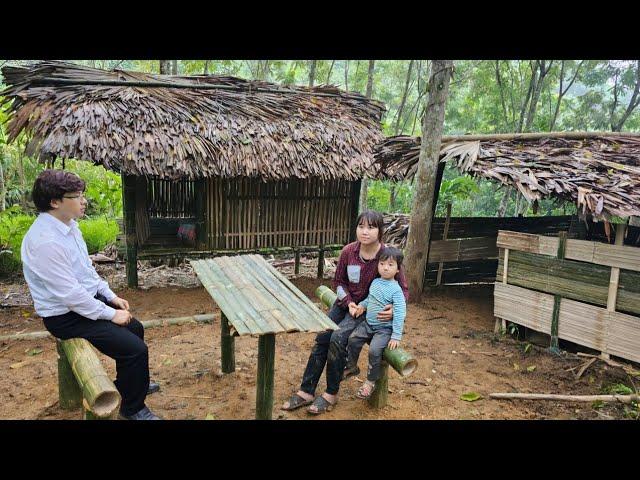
[{"left": 22, "top": 169, "right": 161, "bottom": 420}]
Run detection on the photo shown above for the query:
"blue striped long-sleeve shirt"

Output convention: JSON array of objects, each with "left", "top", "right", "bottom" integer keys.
[{"left": 359, "top": 278, "right": 407, "bottom": 341}]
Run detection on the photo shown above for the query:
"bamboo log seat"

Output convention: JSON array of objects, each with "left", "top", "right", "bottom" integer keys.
[
  {"left": 190, "top": 254, "right": 339, "bottom": 419},
  {"left": 315, "top": 285, "right": 418, "bottom": 408},
  {"left": 56, "top": 338, "right": 121, "bottom": 419}
]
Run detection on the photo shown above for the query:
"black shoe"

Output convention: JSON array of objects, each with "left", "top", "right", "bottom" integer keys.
[
  {"left": 148, "top": 381, "right": 160, "bottom": 395},
  {"left": 121, "top": 406, "right": 162, "bottom": 420}
]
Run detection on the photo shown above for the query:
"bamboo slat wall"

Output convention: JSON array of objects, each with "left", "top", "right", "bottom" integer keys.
[
  {"left": 147, "top": 178, "right": 197, "bottom": 218},
  {"left": 204, "top": 177, "right": 355, "bottom": 250},
  {"left": 495, "top": 230, "right": 640, "bottom": 363}
]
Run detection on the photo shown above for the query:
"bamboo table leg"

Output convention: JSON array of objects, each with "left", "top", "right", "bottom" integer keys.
[
  {"left": 256, "top": 334, "right": 275, "bottom": 420},
  {"left": 221, "top": 312, "right": 235, "bottom": 373}
]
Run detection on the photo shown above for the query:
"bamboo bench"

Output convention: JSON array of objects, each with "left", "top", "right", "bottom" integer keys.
[
  {"left": 56, "top": 338, "right": 121, "bottom": 420},
  {"left": 315, "top": 285, "right": 418, "bottom": 408}
]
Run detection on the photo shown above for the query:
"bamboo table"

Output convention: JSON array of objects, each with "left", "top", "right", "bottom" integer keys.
[{"left": 190, "top": 254, "right": 338, "bottom": 419}]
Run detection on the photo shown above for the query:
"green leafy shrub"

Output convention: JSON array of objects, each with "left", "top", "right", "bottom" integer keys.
[{"left": 0, "top": 209, "right": 120, "bottom": 276}]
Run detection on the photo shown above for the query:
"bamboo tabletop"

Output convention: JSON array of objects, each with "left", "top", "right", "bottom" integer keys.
[{"left": 190, "top": 255, "right": 338, "bottom": 336}]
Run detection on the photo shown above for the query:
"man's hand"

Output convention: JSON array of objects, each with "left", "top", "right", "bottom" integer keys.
[
  {"left": 110, "top": 296, "right": 130, "bottom": 311},
  {"left": 377, "top": 304, "right": 393, "bottom": 322},
  {"left": 354, "top": 305, "right": 366, "bottom": 318},
  {"left": 388, "top": 339, "right": 400, "bottom": 350},
  {"left": 111, "top": 309, "right": 132, "bottom": 326}
]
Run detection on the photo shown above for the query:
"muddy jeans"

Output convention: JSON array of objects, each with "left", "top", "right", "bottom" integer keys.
[
  {"left": 346, "top": 321, "right": 392, "bottom": 382},
  {"left": 299, "top": 301, "right": 362, "bottom": 396}
]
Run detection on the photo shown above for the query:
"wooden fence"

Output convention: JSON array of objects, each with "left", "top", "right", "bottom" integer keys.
[
  {"left": 423, "top": 215, "right": 583, "bottom": 284},
  {"left": 494, "top": 229, "right": 640, "bottom": 363}
]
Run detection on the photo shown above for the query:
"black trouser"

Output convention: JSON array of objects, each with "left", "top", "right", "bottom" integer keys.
[
  {"left": 42, "top": 295, "right": 149, "bottom": 416},
  {"left": 299, "top": 301, "right": 362, "bottom": 396},
  {"left": 346, "top": 321, "right": 392, "bottom": 382}
]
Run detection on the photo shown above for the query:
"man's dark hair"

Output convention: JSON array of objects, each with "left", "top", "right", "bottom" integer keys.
[
  {"left": 356, "top": 210, "right": 385, "bottom": 241},
  {"left": 32, "top": 169, "right": 86, "bottom": 212},
  {"left": 379, "top": 246, "right": 404, "bottom": 268}
]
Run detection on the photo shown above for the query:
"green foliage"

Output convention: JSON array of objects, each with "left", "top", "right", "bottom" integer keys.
[
  {"left": 0, "top": 208, "right": 119, "bottom": 276},
  {"left": 78, "top": 216, "right": 120, "bottom": 254},
  {"left": 603, "top": 383, "right": 634, "bottom": 395},
  {"left": 63, "top": 160, "right": 122, "bottom": 217}
]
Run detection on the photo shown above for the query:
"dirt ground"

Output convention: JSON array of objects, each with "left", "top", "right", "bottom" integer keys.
[{"left": 1, "top": 262, "right": 638, "bottom": 420}]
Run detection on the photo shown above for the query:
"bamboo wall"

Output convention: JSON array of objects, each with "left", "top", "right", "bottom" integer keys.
[
  {"left": 147, "top": 178, "right": 197, "bottom": 218},
  {"left": 204, "top": 177, "right": 358, "bottom": 250},
  {"left": 424, "top": 215, "right": 583, "bottom": 285},
  {"left": 495, "top": 230, "right": 640, "bottom": 363}
]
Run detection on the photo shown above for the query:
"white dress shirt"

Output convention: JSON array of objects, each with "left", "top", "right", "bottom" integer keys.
[{"left": 21, "top": 212, "right": 117, "bottom": 321}]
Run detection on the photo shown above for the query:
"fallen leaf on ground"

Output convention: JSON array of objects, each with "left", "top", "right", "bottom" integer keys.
[
  {"left": 460, "top": 392, "right": 482, "bottom": 402},
  {"left": 527, "top": 365, "right": 537, "bottom": 372}
]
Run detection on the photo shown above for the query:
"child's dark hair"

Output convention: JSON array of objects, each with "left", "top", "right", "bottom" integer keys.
[
  {"left": 32, "top": 169, "right": 86, "bottom": 212},
  {"left": 379, "top": 246, "right": 404, "bottom": 268},
  {"left": 356, "top": 210, "right": 384, "bottom": 241}
]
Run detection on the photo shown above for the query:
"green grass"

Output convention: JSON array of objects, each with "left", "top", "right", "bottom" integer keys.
[{"left": 0, "top": 210, "right": 120, "bottom": 276}]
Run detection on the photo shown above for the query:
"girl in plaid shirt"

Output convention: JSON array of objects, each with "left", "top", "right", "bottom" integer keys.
[{"left": 281, "top": 210, "right": 408, "bottom": 415}]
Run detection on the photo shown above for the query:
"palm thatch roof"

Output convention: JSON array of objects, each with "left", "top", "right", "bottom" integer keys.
[
  {"left": 0, "top": 61, "right": 385, "bottom": 181},
  {"left": 373, "top": 132, "right": 640, "bottom": 220}
]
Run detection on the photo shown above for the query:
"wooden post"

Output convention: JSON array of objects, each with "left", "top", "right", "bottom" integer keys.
[
  {"left": 317, "top": 246, "right": 325, "bottom": 279},
  {"left": 256, "top": 333, "right": 275, "bottom": 420},
  {"left": 349, "top": 180, "right": 361, "bottom": 243},
  {"left": 603, "top": 222, "right": 627, "bottom": 360},
  {"left": 195, "top": 178, "right": 207, "bottom": 250},
  {"left": 549, "top": 231, "right": 567, "bottom": 354},
  {"left": 368, "top": 361, "right": 389, "bottom": 408},
  {"left": 495, "top": 246, "right": 510, "bottom": 334},
  {"left": 122, "top": 173, "right": 138, "bottom": 288},
  {"left": 220, "top": 312, "right": 235, "bottom": 373},
  {"left": 56, "top": 339, "right": 82, "bottom": 410},
  {"left": 436, "top": 202, "right": 452, "bottom": 286},
  {"left": 294, "top": 250, "right": 301, "bottom": 275}
]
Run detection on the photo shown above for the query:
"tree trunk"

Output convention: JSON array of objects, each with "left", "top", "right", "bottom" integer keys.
[
  {"left": 612, "top": 60, "right": 640, "bottom": 132},
  {"left": 344, "top": 60, "right": 349, "bottom": 91},
  {"left": 171, "top": 60, "right": 178, "bottom": 75},
  {"left": 308, "top": 60, "right": 317, "bottom": 87},
  {"left": 203, "top": 60, "right": 210, "bottom": 75},
  {"left": 394, "top": 60, "right": 414, "bottom": 135},
  {"left": 404, "top": 60, "right": 454, "bottom": 299},
  {"left": 159, "top": 61, "right": 171, "bottom": 75},
  {"left": 525, "top": 60, "right": 553, "bottom": 132},
  {"left": 358, "top": 60, "right": 376, "bottom": 212},
  {"left": 497, "top": 186, "right": 511, "bottom": 217},
  {"left": 326, "top": 60, "right": 335, "bottom": 84}
]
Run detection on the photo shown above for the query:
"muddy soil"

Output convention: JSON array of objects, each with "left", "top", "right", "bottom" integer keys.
[{"left": 0, "top": 267, "right": 636, "bottom": 420}]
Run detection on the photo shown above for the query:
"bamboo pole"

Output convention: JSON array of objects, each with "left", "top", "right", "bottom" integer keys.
[
  {"left": 490, "top": 392, "right": 640, "bottom": 404},
  {"left": 256, "top": 333, "right": 275, "bottom": 420},
  {"left": 550, "top": 231, "right": 567, "bottom": 354},
  {"left": 220, "top": 312, "right": 235, "bottom": 373},
  {"left": 294, "top": 250, "right": 301, "bottom": 275},
  {"left": 59, "top": 338, "right": 121, "bottom": 418},
  {"left": 436, "top": 203, "right": 452, "bottom": 286},
  {"left": 56, "top": 339, "right": 82, "bottom": 410},
  {"left": 317, "top": 246, "right": 325, "bottom": 279},
  {"left": 368, "top": 361, "right": 389, "bottom": 408},
  {"left": 0, "top": 314, "right": 216, "bottom": 342}
]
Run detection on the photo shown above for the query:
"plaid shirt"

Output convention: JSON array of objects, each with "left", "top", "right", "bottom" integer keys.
[{"left": 333, "top": 241, "right": 409, "bottom": 308}]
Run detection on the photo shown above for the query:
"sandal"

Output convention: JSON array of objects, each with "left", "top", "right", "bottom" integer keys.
[
  {"left": 356, "top": 381, "right": 377, "bottom": 400},
  {"left": 281, "top": 393, "right": 313, "bottom": 411},
  {"left": 307, "top": 395, "right": 337, "bottom": 415},
  {"left": 342, "top": 365, "right": 360, "bottom": 381}
]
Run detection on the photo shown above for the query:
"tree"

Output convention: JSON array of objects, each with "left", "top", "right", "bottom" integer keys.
[
  {"left": 390, "top": 60, "right": 414, "bottom": 211},
  {"left": 159, "top": 60, "right": 171, "bottom": 75},
  {"left": 308, "top": 60, "right": 317, "bottom": 87},
  {"left": 404, "top": 60, "right": 454, "bottom": 298},
  {"left": 611, "top": 60, "right": 640, "bottom": 131},
  {"left": 549, "top": 60, "right": 584, "bottom": 131},
  {"left": 359, "top": 60, "right": 375, "bottom": 212}
]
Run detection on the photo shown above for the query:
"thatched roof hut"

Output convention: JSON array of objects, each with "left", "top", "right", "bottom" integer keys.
[
  {"left": 373, "top": 133, "right": 640, "bottom": 221},
  {"left": 1, "top": 61, "right": 387, "bottom": 286},
  {"left": 1, "top": 61, "right": 385, "bottom": 180}
]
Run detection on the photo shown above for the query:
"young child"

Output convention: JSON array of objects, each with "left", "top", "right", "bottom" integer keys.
[{"left": 344, "top": 246, "right": 407, "bottom": 399}]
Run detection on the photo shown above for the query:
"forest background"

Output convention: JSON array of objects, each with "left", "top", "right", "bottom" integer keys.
[{"left": 2, "top": 59, "right": 640, "bottom": 273}]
